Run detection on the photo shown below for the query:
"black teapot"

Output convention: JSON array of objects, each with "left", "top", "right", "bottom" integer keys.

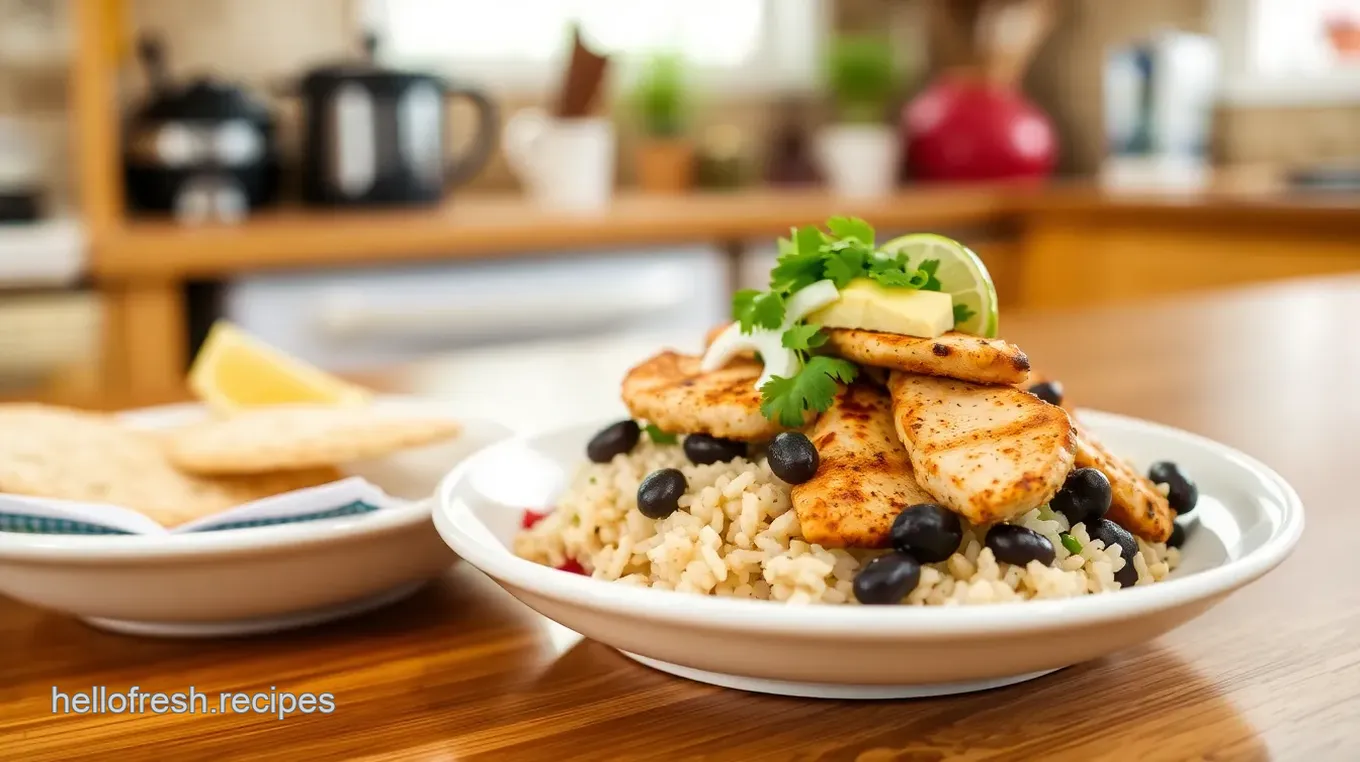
[{"left": 122, "top": 35, "right": 280, "bottom": 223}]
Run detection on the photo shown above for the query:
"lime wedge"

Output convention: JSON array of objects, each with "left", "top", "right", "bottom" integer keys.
[{"left": 880, "top": 233, "right": 999, "bottom": 337}]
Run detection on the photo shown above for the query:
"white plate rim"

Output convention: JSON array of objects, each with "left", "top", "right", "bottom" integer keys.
[
  {"left": 0, "top": 400, "right": 513, "bottom": 563},
  {"left": 435, "top": 408, "right": 1305, "bottom": 639}
]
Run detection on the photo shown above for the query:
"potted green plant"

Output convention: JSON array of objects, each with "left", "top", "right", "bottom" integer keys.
[
  {"left": 630, "top": 53, "right": 694, "bottom": 193},
  {"left": 817, "top": 34, "right": 900, "bottom": 198}
]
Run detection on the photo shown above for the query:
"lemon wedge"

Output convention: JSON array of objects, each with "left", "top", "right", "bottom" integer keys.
[{"left": 188, "top": 322, "right": 371, "bottom": 412}]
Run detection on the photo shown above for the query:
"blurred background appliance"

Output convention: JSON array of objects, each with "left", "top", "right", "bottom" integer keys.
[
  {"left": 1102, "top": 29, "right": 1219, "bottom": 190},
  {"left": 122, "top": 35, "right": 281, "bottom": 223},
  {"left": 290, "top": 34, "right": 498, "bottom": 208}
]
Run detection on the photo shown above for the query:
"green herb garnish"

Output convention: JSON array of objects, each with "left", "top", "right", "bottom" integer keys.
[
  {"left": 760, "top": 356, "right": 860, "bottom": 427},
  {"left": 825, "top": 215, "right": 875, "bottom": 244},
  {"left": 781, "top": 323, "right": 828, "bottom": 351},
  {"left": 1060, "top": 533, "right": 1083, "bottom": 555},
  {"left": 729, "top": 217, "right": 944, "bottom": 426},
  {"left": 732, "top": 289, "right": 785, "bottom": 332},
  {"left": 769, "top": 226, "right": 826, "bottom": 294},
  {"left": 867, "top": 268, "right": 928, "bottom": 288},
  {"left": 821, "top": 242, "right": 867, "bottom": 288},
  {"left": 953, "top": 303, "right": 976, "bottom": 325},
  {"left": 643, "top": 423, "right": 678, "bottom": 445},
  {"left": 763, "top": 217, "right": 939, "bottom": 303}
]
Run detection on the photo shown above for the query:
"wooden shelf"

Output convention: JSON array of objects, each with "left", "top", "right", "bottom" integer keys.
[
  {"left": 93, "top": 187, "right": 1019, "bottom": 279},
  {"left": 94, "top": 182, "right": 1360, "bottom": 281}
]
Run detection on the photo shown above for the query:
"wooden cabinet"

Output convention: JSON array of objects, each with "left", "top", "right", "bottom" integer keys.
[{"left": 1020, "top": 200, "right": 1360, "bottom": 309}]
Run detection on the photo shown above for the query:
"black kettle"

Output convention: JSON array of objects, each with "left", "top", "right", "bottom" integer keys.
[
  {"left": 123, "top": 36, "right": 281, "bottom": 222},
  {"left": 288, "top": 35, "right": 498, "bottom": 208}
]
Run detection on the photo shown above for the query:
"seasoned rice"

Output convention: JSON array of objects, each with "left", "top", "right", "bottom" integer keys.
[{"left": 514, "top": 441, "right": 1180, "bottom": 605}]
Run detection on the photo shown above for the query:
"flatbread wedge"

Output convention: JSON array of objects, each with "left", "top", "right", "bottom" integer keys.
[
  {"left": 165, "top": 405, "right": 462, "bottom": 475},
  {"left": 887, "top": 371, "right": 1076, "bottom": 525},
  {"left": 621, "top": 351, "right": 798, "bottom": 441},
  {"left": 824, "top": 329, "right": 1031, "bottom": 385},
  {"left": 790, "top": 383, "right": 935, "bottom": 548}
]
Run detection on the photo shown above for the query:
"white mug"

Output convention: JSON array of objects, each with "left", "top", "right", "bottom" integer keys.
[{"left": 504, "top": 109, "right": 615, "bottom": 212}]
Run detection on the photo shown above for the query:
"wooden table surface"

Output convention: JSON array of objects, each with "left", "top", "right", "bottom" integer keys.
[{"left": 4, "top": 276, "right": 1359, "bottom": 761}]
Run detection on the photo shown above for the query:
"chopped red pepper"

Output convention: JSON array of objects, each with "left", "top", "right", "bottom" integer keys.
[
  {"left": 521, "top": 509, "right": 552, "bottom": 529},
  {"left": 557, "top": 559, "right": 587, "bottom": 575}
]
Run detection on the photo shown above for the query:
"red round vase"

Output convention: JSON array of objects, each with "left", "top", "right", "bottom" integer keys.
[{"left": 903, "top": 76, "right": 1058, "bottom": 181}]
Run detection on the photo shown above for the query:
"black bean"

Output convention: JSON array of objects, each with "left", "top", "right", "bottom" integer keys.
[
  {"left": 1050, "top": 468, "right": 1112, "bottom": 525},
  {"left": 636, "top": 468, "right": 687, "bottom": 520},
  {"left": 985, "top": 524, "right": 1056, "bottom": 567},
  {"left": 1167, "top": 522, "right": 1186, "bottom": 549},
  {"left": 767, "top": 432, "right": 819, "bottom": 484},
  {"left": 1028, "top": 380, "right": 1064, "bottom": 406},
  {"left": 1148, "top": 461, "right": 1199, "bottom": 514},
  {"left": 890, "top": 503, "right": 963, "bottom": 563},
  {"left": 852, "top": 552, "right": 922, "bottom": 604},
  {"left": 683, "top": 434, "right": 747, "bottom": 465},
  {"left": 1088, "top": 518, "right": 1139, "bottom": 588},
  {"left": 587, "top": 420, "right": 641, "bottom": 463}
]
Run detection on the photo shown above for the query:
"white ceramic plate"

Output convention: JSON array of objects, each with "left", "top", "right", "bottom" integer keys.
[
  {"left": 434, "top": 410, "right": 1304, "bottom": 699},
  {"left": 0, "top": 398, "right": 513, "bottom": 637}
]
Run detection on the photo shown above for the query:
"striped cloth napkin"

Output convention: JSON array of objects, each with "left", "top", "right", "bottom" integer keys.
[{"left": 0, "top": 477, "right": 403, "bottom": 536}]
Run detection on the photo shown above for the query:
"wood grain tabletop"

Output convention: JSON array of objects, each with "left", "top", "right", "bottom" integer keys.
[{"left": 4, "top": 275, "right": 1359, "bottom": 761}]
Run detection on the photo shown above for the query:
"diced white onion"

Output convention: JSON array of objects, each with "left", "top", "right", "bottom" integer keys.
[{"left": 700, "top": 280, "right": 840, "bottom": 389}]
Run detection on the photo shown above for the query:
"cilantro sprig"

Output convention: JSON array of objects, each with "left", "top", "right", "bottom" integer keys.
[
  {"left": 758, "top": 320, "right": 847, "bottom": 426},
  {"left": 732, "top": 289, "right": 785, "bottom": 332},
  {"left": 728, "top": 216, "right": 944, "bottom": 427},
  {"left": 761, "top": 356, "right": 859, "bottom": 427}
]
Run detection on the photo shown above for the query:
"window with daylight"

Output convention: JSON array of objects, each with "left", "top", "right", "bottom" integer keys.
[
  {"left": 365, "top": 0, "right": 825, "bottom": 92},
  {"left": 1213, "top": 0, "right": 1360, "bottom": 104}
]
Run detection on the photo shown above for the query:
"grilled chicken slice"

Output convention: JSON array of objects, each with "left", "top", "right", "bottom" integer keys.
[
  {"left": 622, "top": 351, "right": 796, "bottom": 441},
  {"left": 825, "top": 329, "right": 1031, "bottom": 385},
  {"left": 790, "top": 383, "right": 935, "bottom": 548},
  {"left": 887, "top": 371, "right": 1076, "bottom": 524},
  {"left": 1074, "top": 426, "right": 1174, "bottom": 543},
  {"left": 1015, "top": 370, "right": 1171, "bottom": 542}
]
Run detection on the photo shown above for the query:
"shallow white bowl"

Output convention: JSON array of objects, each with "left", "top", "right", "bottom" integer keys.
[
  {"left": 0, "top": 399, "right": 512, "bottom": 637},
  {"left": 434, "top": 410, "right": 1304, "bottom": 699}
]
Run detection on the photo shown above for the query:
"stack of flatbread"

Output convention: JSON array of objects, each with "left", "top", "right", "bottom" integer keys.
[{"left": 0, "top": 404, "right": 460, "bottom": 528}]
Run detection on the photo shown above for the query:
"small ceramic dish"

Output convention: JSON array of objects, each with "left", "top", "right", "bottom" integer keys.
[
  {"left": 0, "top": 398, "right": 512, "bottom": 637},
  {"left": 434, "top": 410, "right": 1304, "bottom": 699}
]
